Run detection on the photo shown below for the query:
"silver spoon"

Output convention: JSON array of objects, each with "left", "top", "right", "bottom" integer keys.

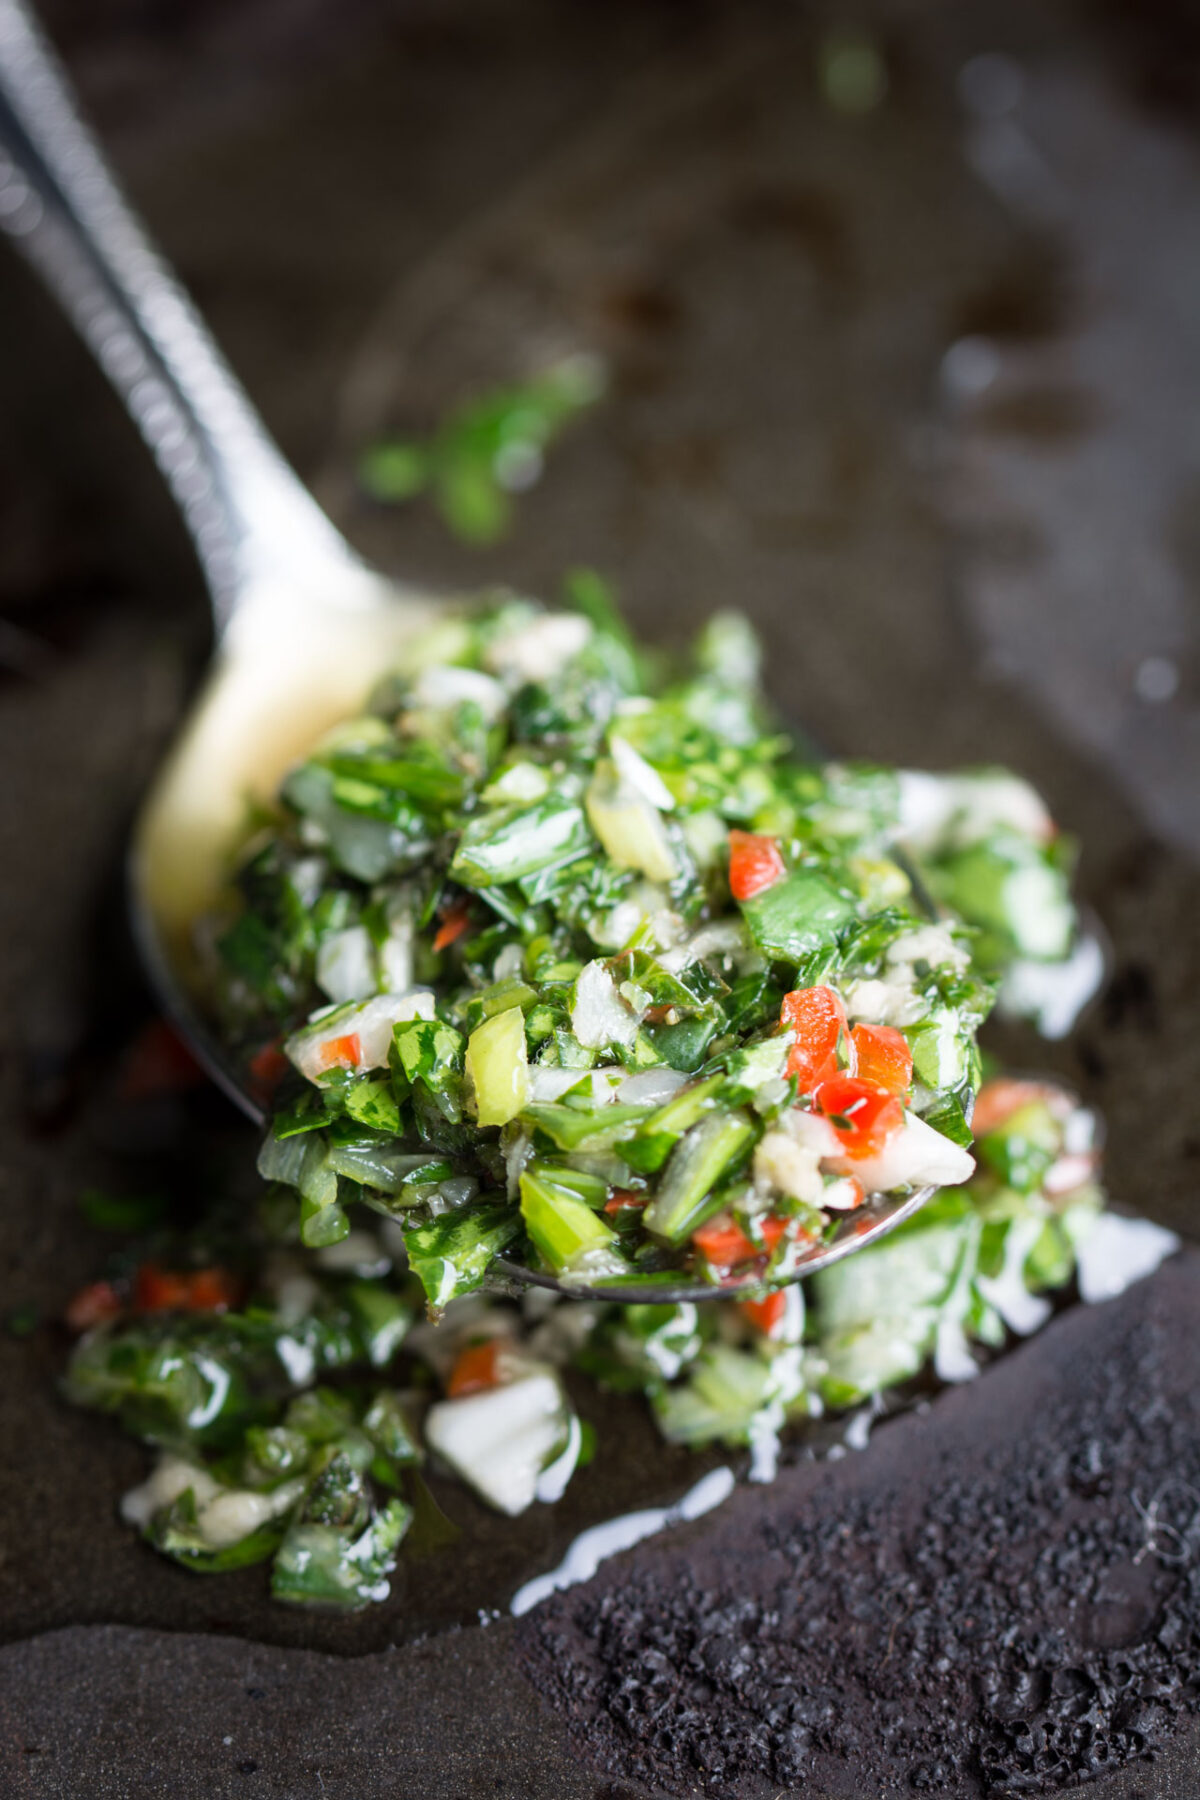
[{"left": 0, "top": 0, "right": 938, "bottom": 1302}]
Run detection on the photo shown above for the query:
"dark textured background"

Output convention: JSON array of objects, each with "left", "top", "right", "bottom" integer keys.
[{"left": 0, "top": 0, "right": 1197, "bottom": 1793}]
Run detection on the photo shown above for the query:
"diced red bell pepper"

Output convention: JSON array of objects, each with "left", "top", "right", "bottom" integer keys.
[
  {"left": 641, "top": 1004, "right": 676, "bottom": 1027},
  {"left": 318, "top": 1032, "right": 362, "bottom": 1072},
  {"left": 971, "top": 1077, "right": 1061, "bottom": 1138},
  {"left": 759, "top": 1216, "right": 789, "bottom": 1253},
  {"left": 604, "top": 1190, "right": 648, "bottom": 1217},
  {"left": 248, "top": 1041, "right": 290, "bottom": 1096},
  {"left": 183, "top": 1268, "right": 242, "bottom": 1312},
  {"left": 133, "top": 1263, "right": 240, "bottom": 1315},
  {"left": 850, "top": 1023, "right": 913, "bottom": 1098},
  {"left": 821, "top": 1175, "right": 865, "bottom": 1211},
  {"left": 133, "top": 1265, "right": 191, "bottom": 1312},
  {"left": 728, "top": 830, "right": 787, "bottom": 902},
  {"left": 117, "top": 1018, "right": 205, "bottom": 1101},
  {"left": 447, "top": 1338, "right": 507, "bottom": 1398},
  {"left": 740, "top": 1290, "right": 787, "bottom": 1337},
  {"left": 816, "top": 1074, "right": 904, "bottom": 1160},
  {"left": 780, "top": 984, "right": 848, "bottom": 1092},
  {"left": 433, "top": 900, "right": 473, "bottom": 954},
  {"left": 693, "top": 1212, "right": 788, "bottom": 1268},
  {"left": 65, "top": 1280, "right": 124, "bottom": 1333},
  {"left": 693, "top": 1214, "right": 755, "bottom": 1267}
]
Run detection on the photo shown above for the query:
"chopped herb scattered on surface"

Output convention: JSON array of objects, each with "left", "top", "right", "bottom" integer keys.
[
  {"left": 56, "top": 591, "right": 1130, "bottom": 1610},
  {"left": 359, "top": 355, "right": 606, "bottom": 543},
  {"left": 61, "top": 1072, "right": 1172, "bottom": 1608}
]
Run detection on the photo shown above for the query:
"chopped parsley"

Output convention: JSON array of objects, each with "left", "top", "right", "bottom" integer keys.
[{"left": 200, "top": 596, "right": 1090, "bottom": 1310}]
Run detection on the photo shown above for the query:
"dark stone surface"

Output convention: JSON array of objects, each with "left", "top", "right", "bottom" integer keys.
[
  {"left": 520, "top": 1254, "right": 1200, "bottom": 1797},
  {"left": 0, "top": 0, "right": 1197, "bottom": 1794},
  {"left": 0, "top": 1617, "right": 598, "bottom": 1800},
  {"left": 5, "top": 1261, "right": 1200, "bottom": 1799}
]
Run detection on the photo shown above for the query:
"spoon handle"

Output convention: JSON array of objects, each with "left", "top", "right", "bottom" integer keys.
[{"left": 0, "top": 0, "right": 362, "bottom": 629}]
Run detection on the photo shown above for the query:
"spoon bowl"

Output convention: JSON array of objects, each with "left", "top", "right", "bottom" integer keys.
[{"left": 0, "top": 0, "right": 943, "bottom": 1302}]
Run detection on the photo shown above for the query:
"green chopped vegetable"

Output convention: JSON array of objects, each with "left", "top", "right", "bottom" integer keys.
[
  {"left": 642, "top": 1110, "right": 757, "bottom": 1244},
  {"left": 61, "top": 1065, "right": 1167, "bottom": 1613},
  {"left": 452, "top": 794, "right": 592, "bottom": 888},
  {"left": 738, "top": 867, "right": 856, "bottom": 962},
  {"left": 359, "top": 355, "right": 606, "bottom": 545},
  {"left": 272, "top": 1497, "right": 412, "bottom": 1609},
  {"left": 465, "top": 1007, "right": 530, "bottom": 1127},
  {"left": 403, "top": 1204, "right": 524, "bottom": 1310},
  {"left": 198, "top": 595, "right": 1091, "bottom": 1302},
  {"left": 519, "top": 1169, "right": 623, "bottom": 1274}
]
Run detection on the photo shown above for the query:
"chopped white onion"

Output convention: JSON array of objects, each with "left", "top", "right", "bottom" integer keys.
[
  {"left": 120, "top": 1455, "right": 304, "bottom": 1549},
  {"left": 425, "top": 1372, "right": 575, "bottom": 1516},
  {"left": 787, "top": 1109, "right": 842, "bottom": 1160},
  {"left": 659, "top": 919, "right": 750, "bottom": 975},
  {"left": 842, "top": 976, "right": 928, "bottom": 1029},
  {"left": 896, "top": 768, "right": 1053, "bottom": 851},
  {"left": 315, "top": 925, "right": 377, "bottom": 1003},
  {"left": 822, "top": 1176, "right": 865, "bottom": 1212},
  {"left": 378, "top": 908, "right": 414, "bottom": 994},
  {"left": 286, "top": 989, "right": 436, "bottom": 1082},
  {"left": 617, "top": 1067, "right": 690, "bottom": 1106},
  {"left": 193, "top": 1481, "right": 306, "bottom": 1550},
  {"left": 290, "top": 856, "right": 326, "bottom": 909},
  {"left": 886, "top": 925, "right": 969, "bottom": 974},
  {"left": 999, "top": 932, "right": 1105, "bottom": 1039},
  {"left": 529, "top": 1066, "right": 593, "bottom": 1104},
  {"left": 754, "top": 1130, "right": 825, "bottom": 1205},
  {"left": 412, "top": 663, "right": 506, "bottom": 720},
  {"left": 1003, "top": 862, "right": 1074, "bottom": 959},
  {"left": 571, "top": 960, "right": 640, "bottom": 1050},
  {"left": 484, "top": 613, "right": 592, "bottom": 685},
  {"left": 312, "top": 1229, "right": 391, "bottom": 1277},
  {"left": 1074, "top": 1213, "right": 1180, "bottom": 1305},
  {"left": 428, "top": 1176, "right": 481, "bottom": 1214},
  {"left": 484, "top": 761, "right": 551, "bottom": 804},
  {"left": 504, "top": 1126, "right": 533, "bottom": 1199},
  {"left": 848, "top": 1112, "right": 975, "bottom": 1194},
  {"left": 591, "top": 898, "right": 646, "bottom": 950},
  {"left": 121, "top": 1456, "right": 221, "bottom": 1529},
  {"left": 610, "top": 735, "right": 675, "bottom": 811},
  {"left": 492, "top": 943, "right": 526, "bottom": 982}
]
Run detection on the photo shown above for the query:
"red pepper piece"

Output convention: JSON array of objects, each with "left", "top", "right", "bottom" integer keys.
[
  {"left": 693, "top": 1212, "right": 788, "bottom": 1269},
  {"left": 780, "top": 985, "right": 849, "bottom": 1092},
  {"left": 971, "top": 1077, "right": 1061, "bottom": 1138},
  {"left": 117, "top": 1019, "right": 205, "bottom": 1101},
  {"left": 65, "top": 1280, "right": 124, "bottom": 1333},
  {"left": 433, "top": 901, "right": 473, "bottom": 954},
  {"left": 133, "top": 1263, "right": 240, "bottom": 1314},
  {"left": 849, "top": 1023, "right": 913, "bottom": 1098},
  {"left": 447, "top": 1338, "right": 507, "bottom": 1398},
  {"left": 693, "top": 1214, "right": 755, "bottom": 1266},
  {"left": 604, "top": 1190, "right": 648, "bottom": 1217},
  {"left": 318, "top": 1032, "right": 362, "bottom": 1072},
  {"left": 728, "top": 830, "right": 786, "bottom": 901},
  {"left": 740, "top": 1290, "right": 787, "bottom": 1337},
  {"left": 182, "top": 1268, "right": 242, "bottom": 1312},
  {"left": 816, "top": 1074, "right": 904, "bottom": 1160},
  {"left": 248, "top": 1041, "right": 290, "bottom": 1096}
]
